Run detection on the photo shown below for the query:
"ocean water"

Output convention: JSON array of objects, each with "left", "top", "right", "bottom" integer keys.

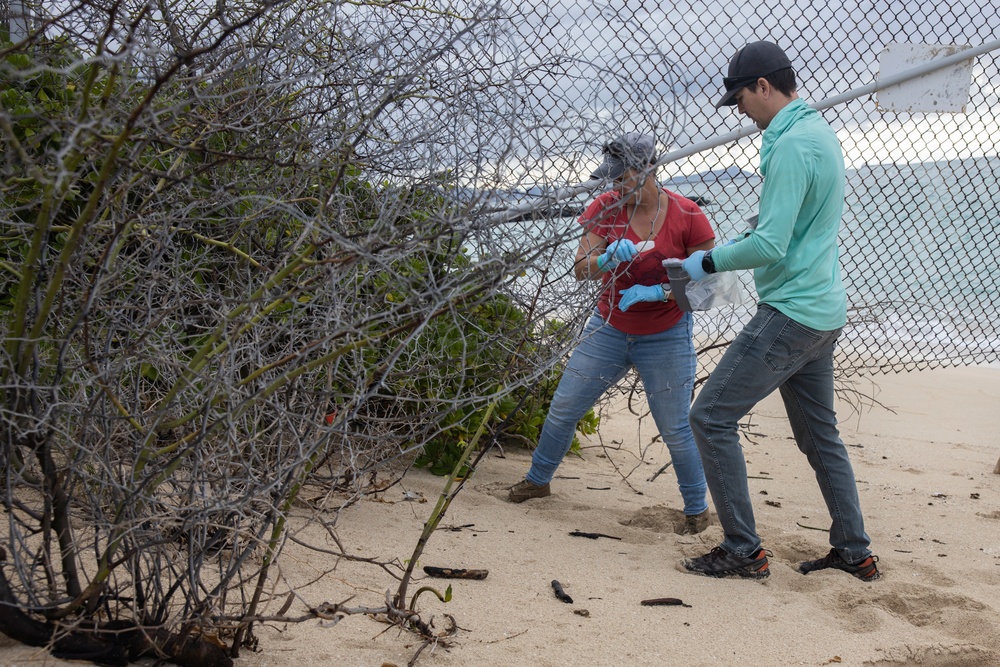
[
  {"left": 497, "top": 155, "right": 1000, "bottom": 372},
  {"left": 836, "top": 156, "right": 1000, "bottom": 370},
  {"left": 673, "top": 156, "right": 1000, "bottom": 370}
]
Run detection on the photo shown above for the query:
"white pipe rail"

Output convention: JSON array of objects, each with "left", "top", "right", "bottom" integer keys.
[{"left": 485, "top": 38, "right": 1000, "bottom": 225}]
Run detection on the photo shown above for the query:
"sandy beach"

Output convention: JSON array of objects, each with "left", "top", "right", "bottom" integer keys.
[{"left": 2, "top": 365, "right": 999, "bottom": 667}]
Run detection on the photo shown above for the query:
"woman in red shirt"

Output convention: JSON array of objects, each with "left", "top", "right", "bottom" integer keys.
[{"left": 508, "top": 133, "right": 715, "bottom": 534}]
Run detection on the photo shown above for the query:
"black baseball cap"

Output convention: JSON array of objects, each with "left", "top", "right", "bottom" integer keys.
[
  {"left": 716, "top": 41, "right": 793, "bottom": 108},
  {"left": 590, "top": 133, "right": 657, "bottom": 180}
]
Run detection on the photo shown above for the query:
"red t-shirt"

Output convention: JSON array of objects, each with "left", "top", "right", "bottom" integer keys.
[{"left": 579, "top": 189, "right": 715, "bottom": 334}]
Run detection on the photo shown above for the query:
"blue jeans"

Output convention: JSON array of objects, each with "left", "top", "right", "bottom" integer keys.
[
  {"left": 689, "top": 305, "right": 872, "bottom": 562},
  {"left": 526, "top": 313, "right": 708, "bottom": 515}
]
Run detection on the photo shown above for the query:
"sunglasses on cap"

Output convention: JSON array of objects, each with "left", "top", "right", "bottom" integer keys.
[
  {"left": 602, "top": 142, "right": 628, "bottom": 157},
  {"left": 722, "top": 74, "right": 760, "bottom": 90},
  {"left": 723, "top": 67, "right": 792, "bottom": 92}
]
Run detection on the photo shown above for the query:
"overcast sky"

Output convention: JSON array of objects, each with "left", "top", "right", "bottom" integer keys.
[{"left": 496, "top": 0, "right": 1000, "bottom": 183}]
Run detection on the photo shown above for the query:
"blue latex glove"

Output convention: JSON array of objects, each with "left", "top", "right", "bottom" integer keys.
[
  {"left": 598, "top": 239, "right": 639, "bottom": 272},
  {"left": 618, "top": 284, "right": 665, "bottom": 312},
  {"left": 682, "top": 250, "right": 709, "bottom": 282}
]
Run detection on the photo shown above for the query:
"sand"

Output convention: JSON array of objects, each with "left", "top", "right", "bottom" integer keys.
[{"left": 2, "top": 365, "right": 999, "bottom": 667}]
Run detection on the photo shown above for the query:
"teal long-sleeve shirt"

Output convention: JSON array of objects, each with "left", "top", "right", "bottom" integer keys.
[{"left": 712, "top": 98, "right": 847, "bottom": 331}]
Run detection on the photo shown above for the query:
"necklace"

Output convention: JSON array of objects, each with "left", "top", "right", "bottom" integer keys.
[
  {"left": 649, "top": 191, "right": 662, "bottom": 241},
  {"left": 629, "top": 190, "right": 662, "bottom": 243}
]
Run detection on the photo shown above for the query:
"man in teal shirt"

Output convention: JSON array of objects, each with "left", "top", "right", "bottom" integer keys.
[{"left": 679, "top": 41, "right": 879, "bottom": 581}]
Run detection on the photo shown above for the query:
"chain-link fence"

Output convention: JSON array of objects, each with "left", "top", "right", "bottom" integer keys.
[{"left": 467, "top": 0, "right": 1000, "bottom": 376}]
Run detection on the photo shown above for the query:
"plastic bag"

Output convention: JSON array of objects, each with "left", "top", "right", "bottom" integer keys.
[{"left": 684, "top": 271, "right": 746, "bottom": 310}]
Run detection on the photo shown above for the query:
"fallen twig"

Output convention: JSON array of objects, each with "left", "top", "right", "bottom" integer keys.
[
  {"left": 485, "top": 629, "right": 528, "bottom": 644},
  {"left": 796, "top": 522, "right": 828, "bottom": 532},
  {"left": 647, "top": 460, "right": 673, "bottom": 482},
  {"left": 569, "top": 530, "right": 621, "bottom": 541},
  {"left": 440, "top": 524, "right": 476, "bottom": 532}
]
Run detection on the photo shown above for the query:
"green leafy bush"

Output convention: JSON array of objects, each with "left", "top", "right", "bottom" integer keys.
[{"left": 410, "top": 314, "right": 601, "bottom": 476}]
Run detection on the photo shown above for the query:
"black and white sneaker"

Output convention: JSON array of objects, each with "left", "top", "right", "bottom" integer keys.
[{"left": 682, "top": 546, "right": 771, "bottom": 579}]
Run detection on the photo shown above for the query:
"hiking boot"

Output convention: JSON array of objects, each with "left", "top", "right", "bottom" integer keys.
[
  {"left": 507, "top": 479, "right": 551, "bottom": 503},
  {"left": 682, "top": 546, "right": 770, "bottom": 579},
  {"left": 797, "top": 548, "right": 880, "bottom": 581},
  {"left": 678, "top": 509, "right": 710, "bottom": 535}
]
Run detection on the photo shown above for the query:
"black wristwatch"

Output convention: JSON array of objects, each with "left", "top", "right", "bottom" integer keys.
[{"left": 701, "top": 249, "right": 716, "bottom": 274}]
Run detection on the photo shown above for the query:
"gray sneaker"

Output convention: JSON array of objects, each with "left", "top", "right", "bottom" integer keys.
[
  {"left": 678, "top": 509, "right": 710, "bottom": 535},
  {"left": 507, "top": 479, "right": 551, "bottom": 503}
]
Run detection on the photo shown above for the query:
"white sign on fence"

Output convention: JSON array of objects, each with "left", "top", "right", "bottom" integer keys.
[{"left": 876, "top": 44, "right": 974, "bottom": 113}]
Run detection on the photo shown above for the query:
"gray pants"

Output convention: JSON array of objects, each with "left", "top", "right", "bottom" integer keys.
[{"left": 690, "top": 305, "right": 872, "bottom": 562}]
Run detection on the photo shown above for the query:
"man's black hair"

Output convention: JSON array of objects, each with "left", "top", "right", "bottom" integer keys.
[{"left": 758, "top": 68, "right": 797, "bottom": 97}]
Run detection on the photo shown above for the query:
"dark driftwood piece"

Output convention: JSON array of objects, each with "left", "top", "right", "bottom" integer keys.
[
  {"left": 422, "top": 566, "right": 489, "bottom": 580},
  {"left": 551, "top": 580, "right": 573, "bottom": 603},
  {"left": 641, "top": 597, "right": 692, "bottom": 608}
]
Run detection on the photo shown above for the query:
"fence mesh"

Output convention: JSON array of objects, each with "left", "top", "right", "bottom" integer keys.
[{"left": 474, "top": 0, "right": 1000, "bottom": 376}]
